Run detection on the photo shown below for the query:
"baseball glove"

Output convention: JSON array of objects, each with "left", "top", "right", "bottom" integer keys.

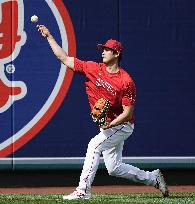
[{"left": 91, "top": 98, "right": 110, "bottom": 127}]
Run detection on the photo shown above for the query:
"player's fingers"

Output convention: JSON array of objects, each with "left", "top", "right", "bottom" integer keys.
[
  {"left": 36, "top": 25, "right": 49, "bottom": 38},
  {"left": 38, "top": 28, "right": 43, "bottom": 34},
  {"left": 41, "top": 33, "right": 46, "bottom": 37},
  {"left": 37, "top": 26, "right": 42, "bottom": 32},
  {"left": 38, "top": 24, "right": 44, "bottom": 28},
  {"left": 37, "top": 25, "right": 45, "bottom": 31},
  {"left": 38, "top": 27, "right": 46, "bottom": 34}
]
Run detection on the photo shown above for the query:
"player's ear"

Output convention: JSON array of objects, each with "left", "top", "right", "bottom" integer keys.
[{"left": 115, "top": 51, "right": 120, "bottom": 58}]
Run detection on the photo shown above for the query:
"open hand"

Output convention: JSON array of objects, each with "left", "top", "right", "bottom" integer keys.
[{"left": 37, "top": 25, "right": 51, "bottom": 38}]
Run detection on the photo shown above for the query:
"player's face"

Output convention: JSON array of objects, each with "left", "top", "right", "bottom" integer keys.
[{"left": 102, "top": 48, "right": 119, "bottom": 64}]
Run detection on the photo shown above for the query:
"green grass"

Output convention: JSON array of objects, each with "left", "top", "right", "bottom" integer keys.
[{"left": 0, "top": 193, "right": 194, "bottom": 204}]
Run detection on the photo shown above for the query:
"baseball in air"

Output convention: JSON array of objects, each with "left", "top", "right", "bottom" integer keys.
[{"left": 31, "top": 15, "right": 39, "bottom": 23}]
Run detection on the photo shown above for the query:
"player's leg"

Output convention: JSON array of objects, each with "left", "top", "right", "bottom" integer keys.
[
  {"left": 63, "top": 130, "right": 108, "bottom": 200},
  {"left": 76, "top": 133, "right": 107, "bottom": 194},
  {"left": 103, "top": 142, "right": 156, "bottom": 186},
  {"left": 102, "top": 125, "right": 169, "bottom": 197}
]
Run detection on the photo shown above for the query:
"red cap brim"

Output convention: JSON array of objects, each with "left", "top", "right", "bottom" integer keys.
[{"left": 97, "top": 44, "right": 114, "bottom": 50}]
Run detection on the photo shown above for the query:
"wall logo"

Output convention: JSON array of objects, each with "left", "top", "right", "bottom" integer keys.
[{"left": 0, "top": 0, "right": 76, "bottom": 157}]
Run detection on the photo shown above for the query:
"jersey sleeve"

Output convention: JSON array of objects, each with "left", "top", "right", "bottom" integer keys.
[
  {"left": 122, "top": 79, "right": 136, "bottom": 106},
  {"left": 74, "top": 58, "right": 98, "bottom": 76},
  {"left": 74, "top": 58, "right": 87, "bottom": 75}
]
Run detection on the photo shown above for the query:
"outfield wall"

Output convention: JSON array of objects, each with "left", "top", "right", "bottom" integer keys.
[{"left": 0, "top": 0, "right": 195, "bottom": 170}]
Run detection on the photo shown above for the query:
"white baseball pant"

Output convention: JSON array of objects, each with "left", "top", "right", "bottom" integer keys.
[{"left": 76, "top": 123, "right": 157, "bottom": 194}]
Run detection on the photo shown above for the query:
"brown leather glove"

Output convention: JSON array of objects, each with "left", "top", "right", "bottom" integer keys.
[{"left": 91, "top": 98, "right": 110, "bottom": 127}]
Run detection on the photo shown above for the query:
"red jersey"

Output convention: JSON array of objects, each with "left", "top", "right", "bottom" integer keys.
[{"left": 74, "top": 58, "right": 136, "bottom": 124}]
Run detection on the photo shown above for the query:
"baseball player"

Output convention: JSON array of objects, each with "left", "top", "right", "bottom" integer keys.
[{"left": 37, "top": 25, "right": 169, "bottom": 200}]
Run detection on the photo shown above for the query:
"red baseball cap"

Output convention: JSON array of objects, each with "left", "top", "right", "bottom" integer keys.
[{"left": 97, "top": 39, "right": 123, "bottom": 53}]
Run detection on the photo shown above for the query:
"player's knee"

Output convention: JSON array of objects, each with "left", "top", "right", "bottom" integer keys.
[{"left": 108, "top": 166, "right": 121, "bottom": 177}]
